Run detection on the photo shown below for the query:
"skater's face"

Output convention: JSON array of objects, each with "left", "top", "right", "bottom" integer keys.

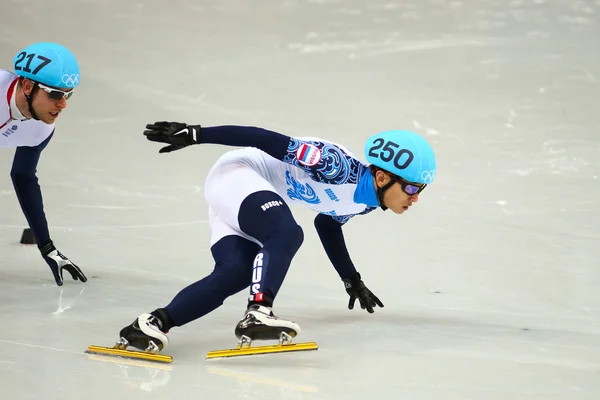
[
  {"left": 20, "top": 79, "right": 70, "bottom": 124},
  {"left": 374, "top": 170, "right": 423, "bottom": 214}
]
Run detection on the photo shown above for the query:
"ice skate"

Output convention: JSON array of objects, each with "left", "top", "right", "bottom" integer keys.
[
  {"left": 206, "top": 305, "right": 317, "bottom": 359},
  {"left": 86, "top": 313, "right": 173, "bottom": 364},
  {"left": 118, "top": 313, "right": 169, "bottom": 353},
  {"left": 234, "top": 304, "right": 301, "bottom": 341}
]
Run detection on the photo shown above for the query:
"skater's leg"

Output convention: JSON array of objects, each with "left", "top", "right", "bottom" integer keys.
[
  {"left": 119, "top": 234, "right": 259, "bottom": 351},
  {"left": 204, "top": 163, "right": 304, "bottom": 307},
  {"left": 237, "top": 190, "right": 304, "bottom": 306},
  {"left": 164, "top": 235, "right": 260, "bottom": 327},
  {"left": 231, "top": 190, "right": 304, "bottom": 340}
]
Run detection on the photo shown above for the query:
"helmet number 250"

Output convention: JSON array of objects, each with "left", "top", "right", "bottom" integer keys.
[
  {"left": 14, "top": 52, "right": 52, "bottom": 75},
  {"left": 368, "top": 138, "right": 414, "bottom": 170}
]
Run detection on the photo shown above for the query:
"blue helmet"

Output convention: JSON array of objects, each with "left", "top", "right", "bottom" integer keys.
[
  {"left": 13, "top": 42, "right": 80, "bottom": 89},
  {"left": 364, "top": 130, "right": 436, "bottom": 185}
]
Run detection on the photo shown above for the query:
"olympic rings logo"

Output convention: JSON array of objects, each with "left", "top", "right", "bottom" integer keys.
[
  {"left": 61, "top": 74, "right": 80, "bottom": 88},
  {"left": 421, "top": 170, "right": 436, "bottom": 184}
]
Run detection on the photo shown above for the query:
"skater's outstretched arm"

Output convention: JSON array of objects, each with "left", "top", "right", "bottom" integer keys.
[
  {"left": 144, "top": 122, "right": 364, "bottom": 184},
  {"left": 143, "top": 122, "right": 290, "bottom": 156},
  {"left": 11, "top": 132, "right": 87, "bottom": 287},
  {"left": 314, "top": 213, "right": 384, "bottom": 314},
  {"left": 11, "top": 133, "right": 53, "bottom": 246},
  {"left": 313, "top": 213, "right": 356, "bottom": 279}
]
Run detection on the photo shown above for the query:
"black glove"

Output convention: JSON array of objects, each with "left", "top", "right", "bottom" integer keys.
[
  {"left": 39, "top": 241, "right": 88, "bottom": 286},
  {"left": 143, "top": 121, "right": 202, "bottom": 153},
  {"left": 342, "top": 272, "right": 384, "bottom": 314}
]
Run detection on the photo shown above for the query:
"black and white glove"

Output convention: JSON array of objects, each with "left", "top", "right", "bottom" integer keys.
[
  {"left": 342, "top": 272, "right": 384, "bottom": 314},
  {"left": 143, "top": 121, "right": 202, "bottom": 153},
  {"left": 39, "top": 241, "right": 88, "bottom": 286}
]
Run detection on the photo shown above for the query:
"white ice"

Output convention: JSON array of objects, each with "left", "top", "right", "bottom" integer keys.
[{"left": 1, "top": 0, "right": 599, "bottom": 399}]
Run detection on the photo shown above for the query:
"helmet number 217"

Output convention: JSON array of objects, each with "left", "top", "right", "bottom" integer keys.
[
  {"left": 14, "top": 52, "right": 52, "bottom": 75},
  {"left": 368, "top": 138, "right": 414, "bottom": 170}
]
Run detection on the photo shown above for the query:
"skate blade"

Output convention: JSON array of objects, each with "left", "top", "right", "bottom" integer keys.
[
  {"left": 85, "top": 345, "right": 173, "bottom": 363},
  {"left": 86, "top": 353, "right": 173, "bottom": 370},
  {"left": 206, "top": 342, "right": 318, "bottom": 360}
]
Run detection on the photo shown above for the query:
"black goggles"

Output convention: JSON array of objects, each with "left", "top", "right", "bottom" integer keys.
[{"left": 391, "top": 175, "right": 427, "bottom": 196}]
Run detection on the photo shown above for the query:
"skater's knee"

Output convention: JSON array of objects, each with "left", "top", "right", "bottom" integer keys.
[
  {"left": 279, "top": 223, "right": 304, "bottom": 252},
  {"left": 238, "top": 191, "right": 301, "bottom": 243}
]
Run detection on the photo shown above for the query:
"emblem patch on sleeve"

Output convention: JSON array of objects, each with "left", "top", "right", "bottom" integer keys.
[{"left": 296, "top": 143, "right": 322, "bottom": 166}]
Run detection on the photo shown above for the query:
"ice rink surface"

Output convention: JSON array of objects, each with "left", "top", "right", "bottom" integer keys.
[{"left": 1, "top": 0, "right": 599, "bottom": 399}]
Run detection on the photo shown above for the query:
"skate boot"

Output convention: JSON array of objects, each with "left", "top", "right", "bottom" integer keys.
[
  {"left": 234, "top": 305, "right": 300, "bottom": 341},
  {"left": 118, "top": 313, "right": 169, "bottom": 353}
]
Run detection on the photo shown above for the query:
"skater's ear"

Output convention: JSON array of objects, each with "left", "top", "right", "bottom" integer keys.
[
  {"left": 373, "top": 169, "right": 392, "bottom": 188},
  {"left": 19, "top": 78, "right": 36, "bottom": 96}
]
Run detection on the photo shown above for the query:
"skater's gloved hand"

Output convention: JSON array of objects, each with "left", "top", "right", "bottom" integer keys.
[
  {"left": 143, "top": 121, "right": 202, "bottom": 153},
  {"left": 342, "top": 272, "right": 384, "bottom": 314},
  {"left": 39, "top": 241, "right": 88, "bottom": 286}
]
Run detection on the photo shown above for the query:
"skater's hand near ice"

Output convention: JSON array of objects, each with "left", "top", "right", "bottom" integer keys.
[
  {"left": 39, "top": 241, "right": 88, "bottom": 286},
  {"left": 342, "top": 272, "right": 384, "bottom": 314},
  {"left": 143, "top": 121, "right": 201, "bottom": 153}
]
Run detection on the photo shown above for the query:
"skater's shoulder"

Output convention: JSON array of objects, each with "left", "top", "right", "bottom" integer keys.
[
  {"left": 293, "top": 136, "right": 360, "bottom": 157},
  {"left": 0, "top": 69, "right": 17, "bottom": 88},
  {"left": 288, "top": 136, "right": 366, "bottom": 168}
]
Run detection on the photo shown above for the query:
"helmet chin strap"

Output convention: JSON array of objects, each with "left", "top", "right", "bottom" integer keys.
[
  {"left": 376, "top": 180, "right": 396, "bottom": 211},
  {"left": 24, "top": 83, "right": 40, "bottom": 121}
]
